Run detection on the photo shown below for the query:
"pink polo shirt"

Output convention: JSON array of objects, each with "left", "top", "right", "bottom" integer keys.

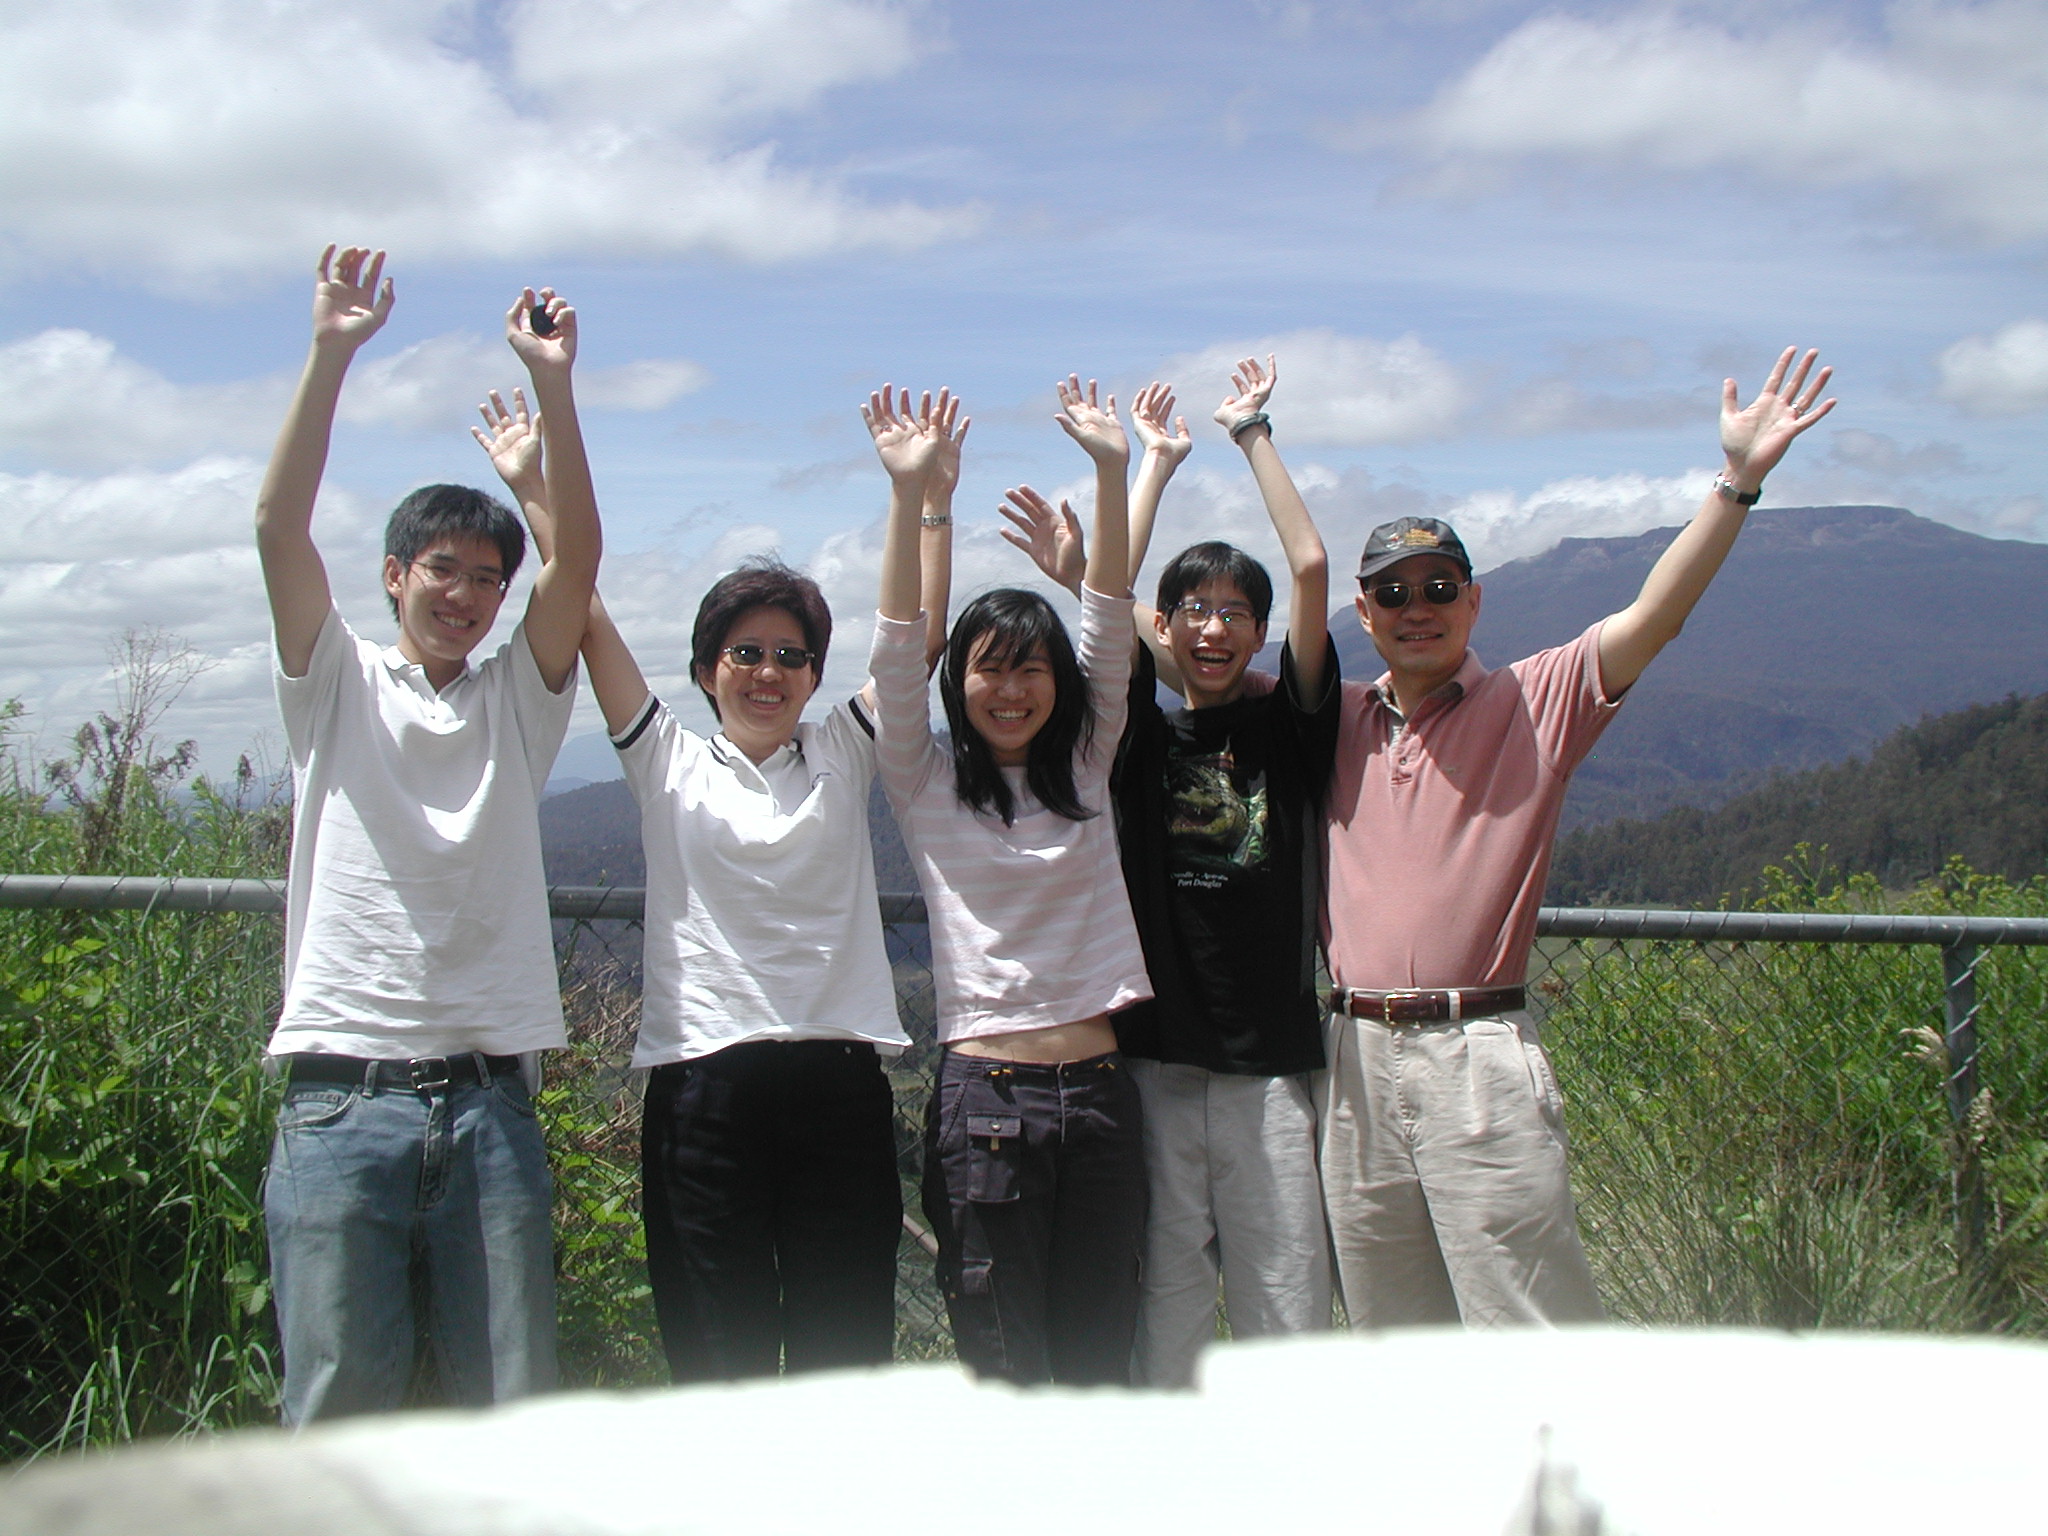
[{"left": 1323, "top": 621, "right": 1620, "bottom": 991}]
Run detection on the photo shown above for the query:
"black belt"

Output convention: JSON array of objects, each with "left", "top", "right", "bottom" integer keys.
[
  {"left": 1329, "top": 987, "right": 1526, "bottom": 1024},
  {"left": 283, "top": 1052, "right": 522, "bottom": 1091}
]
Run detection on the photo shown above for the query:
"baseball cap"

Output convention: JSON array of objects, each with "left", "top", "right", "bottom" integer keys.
[{"left": 1356, "top": 517, "right": 1473, "bottom": 584}]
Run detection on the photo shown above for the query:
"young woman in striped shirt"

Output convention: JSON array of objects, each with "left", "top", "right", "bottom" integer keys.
[{"left": 863, "top": 379, "right": 1153, "bottom": 1386}]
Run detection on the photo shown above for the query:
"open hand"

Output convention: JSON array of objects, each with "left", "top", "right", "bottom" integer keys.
[
  {"left": 1721, "top": 348, "right": 1837, "bottom": 487},
  {"left": 1054, "top": 375, "right": 1129, "bottom": 466},
  {"left": 928, "top": 388, "right": 972, "bottom": 499},
  {"left": 311, "top": 244, "right": 394, "bottom": 351},
  {"left": 1132, "top": 382, "right": 1192, "bottom": 466},
  {"left": 1214, "top": 354, "right": 1276, "bottom": 435},
  {"left": 998, "top": 485, "right": 1086, "bottom": 595},
  {"left": 507, "top": 287, "right": 577, "bottom": 372},
  {"left": 862, "top": 384, "right": 946, "bottom": 483},
  {"left": 471, "top": 387, "right": 543, "bottom": 493}
]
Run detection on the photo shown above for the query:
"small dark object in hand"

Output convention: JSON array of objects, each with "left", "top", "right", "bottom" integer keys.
[{"left": 530, "top": 304, "right": 556, "bottom": 337}]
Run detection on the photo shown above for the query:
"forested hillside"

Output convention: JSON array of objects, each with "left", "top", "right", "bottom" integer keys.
[{"left": 1547, "top": 692, "right": 2048, "bottom": 906}]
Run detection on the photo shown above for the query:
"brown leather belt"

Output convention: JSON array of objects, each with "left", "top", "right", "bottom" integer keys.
[{"left": 1328, "top": 986, "right": 1527, "bottom": 1024}]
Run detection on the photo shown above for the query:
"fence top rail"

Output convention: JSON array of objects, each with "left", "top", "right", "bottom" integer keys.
[
  {"left": 2, "top": 877, "right": 2045, "bottom": 946},
  {"left": 1535, "top": 906, "right": 2048, "bottom": 947}
]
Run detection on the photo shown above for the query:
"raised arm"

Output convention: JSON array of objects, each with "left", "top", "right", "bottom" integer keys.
[
  {"left": 504, "top": 288, "right": 600, "bottom": 693},
  {"left": 1217, "top": 355, "right": 1329, "bottom": 698},
  {"left": 1598, "top": 347, "right": 1837, "bottom": 697},
  {"left": 1053, "top": 375, "right": 1131, "bottom": 598},
  {"left": 255, "top": 244, "right": 393, "bottom": 677},
  {"left": 1127, "top": 380, "right": 1192, "bottom": 589},
  {"left": 921, "top": 390, "right": 969, "bottom": 671},
  {"left": 867, "top": 386, "right": 944, "bottom": 624},
  {"left": 474, "top": 389, "right": 646, "bottom": 734}
]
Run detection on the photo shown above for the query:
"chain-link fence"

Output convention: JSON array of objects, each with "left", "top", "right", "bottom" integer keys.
[{"left": 4, "top": 876, "right": 2047, "bottom": 1462}]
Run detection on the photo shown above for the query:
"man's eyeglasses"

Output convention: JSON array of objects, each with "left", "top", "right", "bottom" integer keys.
[
  {"left": 411, "top": 558, "right": 509, "bottom": 596},
  {"left": 722, "top": 643, "right": 816, "bottom": 670},
  {"left": 1364, "top": 576, "right": 1469, "bottom": 610},
  {"left": 1170, "top": 598, "right": 1257, "bottom": 631}
]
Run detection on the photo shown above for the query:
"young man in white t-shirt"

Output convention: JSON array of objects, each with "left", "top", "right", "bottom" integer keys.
[{"left": 253, "top": 246, "right": 601, "bottom": 1423}]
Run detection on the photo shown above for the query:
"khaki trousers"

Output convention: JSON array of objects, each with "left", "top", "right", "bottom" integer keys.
[
  {"left": 1320, "top": 1011, "right": 1603, "bottom": 1328},
  {"left": 1129, "top": 1059, "right": 1333, "bottom": 1389}
]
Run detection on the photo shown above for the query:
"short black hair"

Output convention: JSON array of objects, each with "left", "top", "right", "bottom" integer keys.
[
  {"left": 938, "top": 588, "right": 1094, "bottom": 826},
  {"left": 383, "top": 485, "right": 526, "bottom": 617},
  {"left": 1155, "top": 541, "right": 1273, "bottom": 624},
  {"left": 690, "top": 559, "right": 832, "bottom": 718}
]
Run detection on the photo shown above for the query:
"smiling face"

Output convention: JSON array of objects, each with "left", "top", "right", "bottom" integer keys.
[
  {"left": 1154, "top": 577, "right": 1268, "bottom": 709},
  {"left": 962, "top": 632, "right": 1056, "bottom": 766},
  {"left": 1356, "top": 551, "right": 1481, "bottom": 703},
  {"left": 697, "top": 604, "right": 819, "bottom": 762},
  {"left": 382, "top": 533, "right": 509, "bottom": 689}
]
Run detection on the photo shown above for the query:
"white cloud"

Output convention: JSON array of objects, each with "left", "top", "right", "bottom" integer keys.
[
  {"left": 0, "top": 331, "right": 283, "bottom": 469},
  {"left": 509, "top": 0, "right": 922, "bottom": 132},
  {"left": 0, "top": 1, "right": 973, "bottom": 279},
  {"left": 1386, "top": 2, "right": 2048, "bottom": 244},
  {"left": 0, "top": 456, "right": 379, "bottom": 775},
  {"left": 580, "top": 359, "right": 713, "bottom": 413},
  {"left": 1157, "top": 329, "right": 1468, "bottom": 446},
  {"left": 1442, "top": 472, "right": 1712, "bottom": 572},
  {"left": 341, "top": 335, "right": 511, "bottom": 433},
  {"left": 1935, "top": 320, "right": 2048, "bottom": 416},
  {"left": 0, "top": 327, "right": 710, "bottom": 468}
]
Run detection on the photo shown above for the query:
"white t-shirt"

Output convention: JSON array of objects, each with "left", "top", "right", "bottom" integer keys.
[
  {"left": 268, "top": 608, "right": 575, "bottom": 1058},
  {"left": 869, "top": 585, "right": 1153, "bottom": 1043},
  {"left": 612, "top": 693, "right": 907, "bottom": 1068}
]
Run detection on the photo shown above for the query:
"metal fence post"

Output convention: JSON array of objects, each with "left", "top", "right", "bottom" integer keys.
[{"left": 1941, "top": 943, "right": 1987, "bottom": 1278}]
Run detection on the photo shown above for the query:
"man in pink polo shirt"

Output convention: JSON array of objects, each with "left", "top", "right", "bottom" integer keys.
[{"left": 1321, "top": 347, "right": 1837, "bottom": 1327}]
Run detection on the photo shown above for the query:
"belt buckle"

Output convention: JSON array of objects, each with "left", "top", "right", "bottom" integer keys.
[
  {"left": 1380, "top": 990, "right": 1427, "bottom": 1024},
  {"left": 409, "top": 1057, "right": 453, "bottom": 1092}
]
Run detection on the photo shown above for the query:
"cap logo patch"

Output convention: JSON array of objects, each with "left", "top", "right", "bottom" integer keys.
[{"left": 1398, "top": 528, "right": 1440, "bottom": 548}]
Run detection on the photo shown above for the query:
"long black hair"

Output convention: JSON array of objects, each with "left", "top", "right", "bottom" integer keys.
[{"left": 938, "top": 588, "right": 1095, "bottom": 826}]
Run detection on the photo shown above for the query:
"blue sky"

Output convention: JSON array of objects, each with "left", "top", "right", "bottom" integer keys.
[{"left": 0, "top": 0, "right": 2042, "bottom": 777}]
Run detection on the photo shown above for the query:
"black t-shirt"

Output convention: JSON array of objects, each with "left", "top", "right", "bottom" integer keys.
[{"left": 1110, "top": 637, "right": 1340, "bottom": 1075}]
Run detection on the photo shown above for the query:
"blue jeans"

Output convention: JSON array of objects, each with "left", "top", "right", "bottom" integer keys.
[{"left": 262, "top": 1058, "right": 558, "bottom": 1424}]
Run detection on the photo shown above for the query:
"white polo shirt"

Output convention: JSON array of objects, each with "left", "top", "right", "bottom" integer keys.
[
  {"left": 268, "top": 607, "right": 575, "bottom": 1059},
  {"left": 612, "top": 693, "right": 906, "bottom": 1068}
]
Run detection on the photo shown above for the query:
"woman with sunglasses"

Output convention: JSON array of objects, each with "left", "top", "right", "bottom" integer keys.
[
  {"left": 863, "top": 379, "right": 1152, "bottom": 1387},
  {"left": 475, "top": 388, "right": 962, "bottom": 1381}
]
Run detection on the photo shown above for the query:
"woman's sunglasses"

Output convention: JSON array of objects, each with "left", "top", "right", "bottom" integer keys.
[
  {"left": 1364, "top": 576, "right": 1469, "bottom": 610},
  {"left": 722, "top": 643, "right": 816, "bottom": 669}
]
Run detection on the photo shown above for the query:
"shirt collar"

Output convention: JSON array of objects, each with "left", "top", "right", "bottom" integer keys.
[
  {"left": 380, "top": 644, "right": 475, "bottom": 691},
  {"left": 709, "top": 732, "right": 804, "bottom": 776},
  {"left": 1371, "top": 648, "right": 1489, "bottom": 716}
]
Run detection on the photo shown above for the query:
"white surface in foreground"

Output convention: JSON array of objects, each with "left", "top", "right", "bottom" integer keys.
[{"left": 6, "top": 1328, "right": 2042, "bottom": 1535}]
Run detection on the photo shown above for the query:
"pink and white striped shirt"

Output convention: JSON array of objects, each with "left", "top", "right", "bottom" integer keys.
[{"left": 870, "top": 586, "right": 1153, "bottom": 1044}]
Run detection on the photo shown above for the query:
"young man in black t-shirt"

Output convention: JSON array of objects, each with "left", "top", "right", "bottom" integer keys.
[{"left": 1006, "top": 358, "right": 1338, "bottom": 1387}]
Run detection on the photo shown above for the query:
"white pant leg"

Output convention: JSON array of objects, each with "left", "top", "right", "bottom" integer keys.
[
  {"left": 1321, "top": 1013, "right": 1462, "bottom": 1328},
  {"left": 1130, "top": 1059, "right": 1220, "bottom": 1389},
  {"left": 1404, "top": 1012, "right": 1603, "bottom": 1326},
  {"left": 1210, "top": 1070, "right": 1332, "bottom": 1341}
]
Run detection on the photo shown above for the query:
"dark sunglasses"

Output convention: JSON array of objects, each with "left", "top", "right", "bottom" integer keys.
[
  {"left": 722, "top": 643, "right": 815, "bottom": 669},
  {"left": 1364, "top": 576, "right": 1468, "bottom": 610}
]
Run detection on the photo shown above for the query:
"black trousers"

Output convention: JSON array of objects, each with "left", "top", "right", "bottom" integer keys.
[
  {"left": 641, "top": 1040, "right": 902, "bottom": 1382},
  {"left": 922, "top": 1050, "right": 1147, "bottom": 1386}
]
